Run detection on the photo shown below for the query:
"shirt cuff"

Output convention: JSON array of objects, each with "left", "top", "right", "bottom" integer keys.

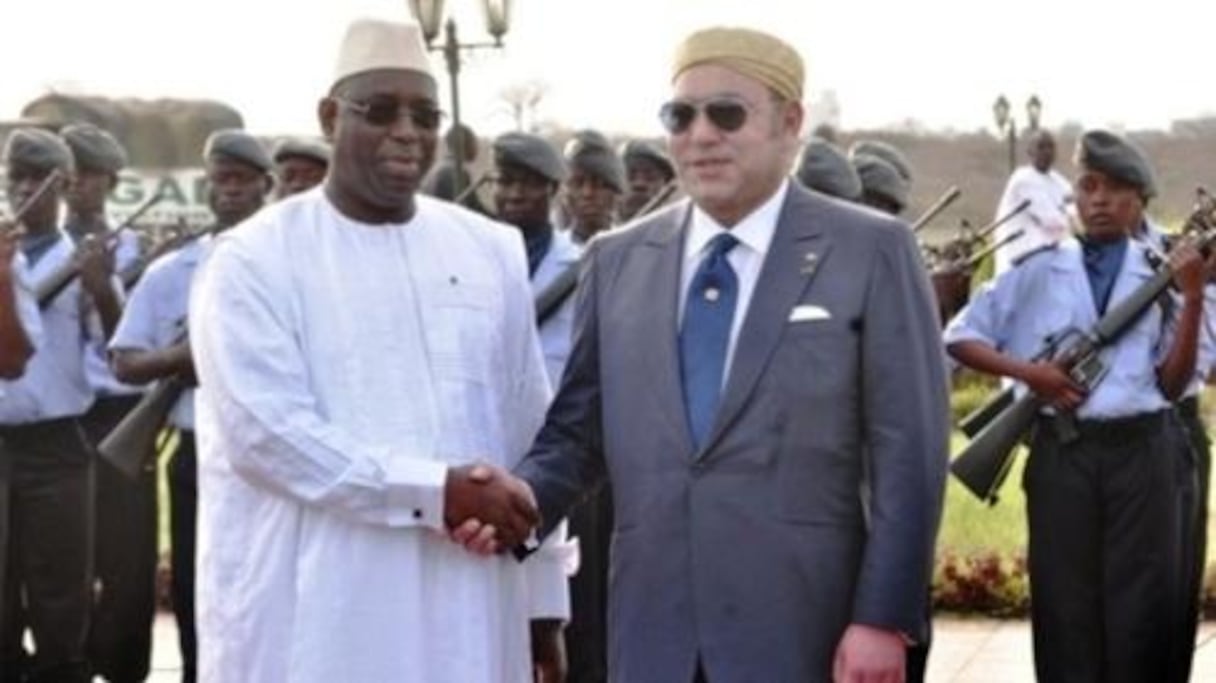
[
  {"left": 384, "top": 458, "right": 448, "bottom": 530},
  {"left": 524, "top": 523, "right": 577, "bottom": 620}
]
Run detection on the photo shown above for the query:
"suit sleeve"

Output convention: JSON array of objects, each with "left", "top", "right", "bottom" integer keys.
[
  {"left": 853, "top": 224, "right": 951, "bottom": 640},
  {"left": 514, "top": 238, "right": 609, "bottom": 541}
]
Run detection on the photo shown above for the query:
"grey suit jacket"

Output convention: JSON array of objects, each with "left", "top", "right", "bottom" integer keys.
[{"left": 516, "top": 183, "right": 951, "bottom": 683}]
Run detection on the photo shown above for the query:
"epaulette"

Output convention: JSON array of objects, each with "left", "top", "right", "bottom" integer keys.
[{"left": 1011, "top": 242, "right": 1058, "bottom": 268}]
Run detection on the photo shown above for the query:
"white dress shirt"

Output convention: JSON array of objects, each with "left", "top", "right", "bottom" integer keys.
[{"left": 679, "top": 179, "right": 788, "bottom": 380}]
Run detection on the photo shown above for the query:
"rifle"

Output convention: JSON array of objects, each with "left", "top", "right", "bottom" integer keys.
[
  {"left": 950, "top": 191, "right": 1216, "bottom": 503},
  {"left": 910, "top": 185, "right": 961, "bottom": 233},
  {"left": 34, "top": 192, "right": 172, "bottom": 307},
  {"left": 98, "top": 328, "right": 189, "bottom": 479}
]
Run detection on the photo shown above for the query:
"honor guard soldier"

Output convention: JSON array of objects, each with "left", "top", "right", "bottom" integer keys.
[
  {"left": 852, "top": 153, "right": 909, "bottom": 216},
  {"left": 945, "top": 129, "right": 1204, "bottom": 683},
  {"left": 272, "top": 138, "right": 330, "bottom": 199},
  {"left": 618, "top": 139, "right": 675, "bottom": 222},
  {"left": 793, "top": 137, "right": 863, "bottom": 201},
  {"left": 562, "top": 130, "right": 625, "bottom": 245},
  {"left": 61, "top": 122, "right": 160, "bottom": 683},
  {"left": 0, "top": 128, "right": 123, "bottom": 682},
  {"left": 110, "top": 129, "right": 271, "bottom": 683},
  {"left": 849, "top": 140, "right": 914, "bottom": 188}
]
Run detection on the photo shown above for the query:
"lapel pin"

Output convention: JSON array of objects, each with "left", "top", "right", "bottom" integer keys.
[
  {"left": 704, "top": 287, "right": 720, "bottom": 302},
  {"left": 801, "top": 251, "right": 819, "bottom": 276}
]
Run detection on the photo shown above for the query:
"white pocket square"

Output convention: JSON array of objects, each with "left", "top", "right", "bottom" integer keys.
[{"left": 788, "top": 305, "right": 832, "bottom": 322}]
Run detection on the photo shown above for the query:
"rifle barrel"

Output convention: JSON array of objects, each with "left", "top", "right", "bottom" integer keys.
[{"left": 910, "top": 186, "right": 961, "bottom": 233}]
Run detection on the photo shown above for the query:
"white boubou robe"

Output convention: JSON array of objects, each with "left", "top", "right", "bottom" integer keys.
[{"left": 190, "top": 189, "right": 571, "bottom": 683}]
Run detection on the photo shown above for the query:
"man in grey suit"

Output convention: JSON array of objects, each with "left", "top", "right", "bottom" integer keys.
[{"left": 450, "top": 26, "right": 950, "bottom": 683}]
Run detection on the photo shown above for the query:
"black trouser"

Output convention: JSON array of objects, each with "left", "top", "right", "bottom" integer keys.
[
  {"left": 565, "top": 484, "right": 612, "bottom": 683},
  {"left": 0, "top": 418, "right": 94, "bottom": 683},
  {"left": 1024, "top": 410, "right": 1195, "bottom": 683},
  {"left": 78, "top": 395, "right": 157, "bottom": 683},
  {"left": 169, "top": 431, "right": 197, "bottom": 683},
  {"left": 1176, "top": 395, "right": 1209, "bottom": 683}
]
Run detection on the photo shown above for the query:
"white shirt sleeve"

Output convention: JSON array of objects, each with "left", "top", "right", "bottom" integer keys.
[
  {"left": 111, "top": 264, "right": 164, "bottom": 352},
  {"left": 189, "top": 237, "right": 448, "bottom": 530}
]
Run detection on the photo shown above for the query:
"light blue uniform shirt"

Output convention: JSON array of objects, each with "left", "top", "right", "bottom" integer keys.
[
  {"left": 110, "top": 236, "right": 208, "bottom": 430},
  {"left": 531, "top": 229, "right": 582, "bottom": 388},
  {"left": 945, "top": 237, "right": 1171, "bottom": 419},
  {"left": 0, "top": 234, "right": 100, "bottom": 424},
  {"left": 81, "top": 228, "right": 144, "bottom": 397}
]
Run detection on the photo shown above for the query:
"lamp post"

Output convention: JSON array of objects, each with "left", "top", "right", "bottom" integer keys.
[
  {"left": 409, "top": 0, "right": 511, "bottom": 201},
  {"left": 992, "top": 94, "right": 1044, "bottom": 174}
]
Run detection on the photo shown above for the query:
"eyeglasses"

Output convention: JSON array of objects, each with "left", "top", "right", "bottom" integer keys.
[
  {"left": 335, "top": 96, "right": 444, "bottom": 131},
  {"left": 658, "top": 98, "right": 751, "bottom": 135}
]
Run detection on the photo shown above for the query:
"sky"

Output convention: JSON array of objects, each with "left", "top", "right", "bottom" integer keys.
[{"left": 4, "top": 0, "right": 1214, "bottom": 138}]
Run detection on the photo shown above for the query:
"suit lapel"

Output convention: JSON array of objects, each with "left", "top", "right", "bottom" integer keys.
[
  {"left": 699, "top": 188, "right": 832, "bottom": 457},
  {"left": 638, "top": 202, "right": 697, "bottom": 454}
]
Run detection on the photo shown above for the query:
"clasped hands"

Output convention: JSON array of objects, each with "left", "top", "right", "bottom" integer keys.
[{"left": 444, "top": 463, "right": 539, "bottom": 555}]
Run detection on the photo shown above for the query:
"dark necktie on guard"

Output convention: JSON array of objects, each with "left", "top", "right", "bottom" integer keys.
[{"left": 680, "top": 233, "right": 740, "bottom": 449}]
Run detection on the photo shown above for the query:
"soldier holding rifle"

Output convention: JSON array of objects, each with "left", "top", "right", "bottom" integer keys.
[
  {"left": 58, "top": 122, "right": 162, "bottom": 683},
  {"left": 0, "top": 128, "right": 121, "bottom": 683},
  {"left": 108, "top": 129, "right": 271, "bottom": 683},
  {"left": 945, "top": 130, "right": 1205, "bottom": 682}
]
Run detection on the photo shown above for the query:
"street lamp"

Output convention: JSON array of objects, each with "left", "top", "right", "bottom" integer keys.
[
  {"left": 992, "top": 94, "right": 1044, "bottom": 173},
  {"left": 408, "top": 0, "right": 511, "bottom": 200}
]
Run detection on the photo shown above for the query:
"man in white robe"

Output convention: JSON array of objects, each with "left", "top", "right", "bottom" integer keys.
[
  {"left": 993, "top": 129, "right": 1074, "bottom": 273},
  {"left": 188, "top": 17, "right": 569, "bottom": 683}
]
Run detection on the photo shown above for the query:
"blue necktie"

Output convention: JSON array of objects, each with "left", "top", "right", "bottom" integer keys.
[{"left": 680, "top": 233, "right": 740, "bottom": 449}]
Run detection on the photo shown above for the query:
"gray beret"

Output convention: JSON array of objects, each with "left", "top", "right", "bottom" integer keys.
[
  {"left": 849, "top": 140, "right": 913, "bottom": 183},
  {"left": 1075, "top": 129, "right": 1156, "bottom": 199},
  {"left": 854, "top": 154, "right": 909, "bottom": 211},
  {"left": 621, "top": 139, "right": 675, "bottom": 179},
  {"left": 60, "top": 123, "right": 127, "bottom": 174},
  {"left": 203, "top": 129, "right": 272, "bottom": 173},
  {"left": 3, "top": 128, "right": 74, "bottom": 173},
  {"left": 493, "top": 132, "right": 565, "bottom": 183},
  {"left": 794, "top": 138, "right": 862, "bottom": 200},
  {"left": 273, "top": 138, "right": 331, "bottom": 166},
  {"left": 564, "top": 129, "right": 625, "bottom": 192}
]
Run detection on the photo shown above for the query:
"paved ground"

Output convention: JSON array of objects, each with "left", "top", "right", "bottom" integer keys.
[{"left": 142, "top": 614, "right": 1216, "bottom": 681}]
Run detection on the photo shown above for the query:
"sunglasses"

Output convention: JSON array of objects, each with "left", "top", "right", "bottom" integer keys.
[
  {"left": 658, "top": 98, "right": 751, "bottom": 135},
  {"left": 335, "top": 96, "right": 444, "bottom": 131}
]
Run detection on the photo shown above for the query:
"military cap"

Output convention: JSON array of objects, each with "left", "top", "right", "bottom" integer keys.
[
  {"left": 203, "top": 129, "right": 272, "bottom": 173},
  {"left": 272, "top": 138, "right": 331, "bottom": 167},
  {"left": 564, "top": 129, "right": 625, "bottom": 192},
  {"left": 849, "top": 140, "right": 913, "bottom": 183},
  {"left": 854, "top": 154, "right": 909, "bottom": 212},
  {"left": 1075, "top": 129, "right": 1156, "bottom": 199},
  {"left": 60, "top": 123, "right": 127, "bottom": 174},
  {"left": 492, "top": 132, "right": 565, "bottom": 183},
  {"left": 621, "top": 140, "right": 675, "bottom": 179},
  {"left": 3, "top": 127, "right": 74, "bottom": 173},
  {"left": 794, "top": 138, "right": 863, "bottom": 200}
]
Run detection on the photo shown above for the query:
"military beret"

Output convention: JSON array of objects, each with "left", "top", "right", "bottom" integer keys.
[
  {"left": 564, "top": 129, "right": 625, "bottom": 193},
  {"left": 272, "top": 138, "right": 331, "bottom": 166},
  {"left": 854, "top": 154, "right": 909, "bottom": 212},
  {"left": 3, "top": 128, "right": 74, "bottom": 173},
  {"left": 493, "top": 132, "right": 565, "bottom": 183},
  {"left": 60, "top": 123, "right": 127, "bottom": 174},
  {"left": 794, "top": 138, "right": 862, "bottom": 201},
  {"left": 1075, "top": 129, "right": 1156, "bottom": 199},
  {"left": 849, "top": 140, "right": 913, "bottom": 183},
  {"left": 621, "top": 140, "right": 675, "bottom": 179},
  {"left": 203, "top": 129, "right": 272, "bottom": 173}
]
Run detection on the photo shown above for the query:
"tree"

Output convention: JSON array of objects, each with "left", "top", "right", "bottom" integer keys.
[{"left": 498, "top": 80, "right": 548, "bottom": 132}]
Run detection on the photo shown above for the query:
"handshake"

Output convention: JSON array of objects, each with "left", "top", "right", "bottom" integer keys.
[{"left": 444, "top": 463, "right": 540, "bottom": 555}]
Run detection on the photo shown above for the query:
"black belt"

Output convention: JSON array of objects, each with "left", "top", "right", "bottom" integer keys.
[
  {"left": 1062, "top": 409, "right": 1172, "bottom": 443},
  {"left": 0, "top": 416, "right": 81, "bottom": 440}
]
